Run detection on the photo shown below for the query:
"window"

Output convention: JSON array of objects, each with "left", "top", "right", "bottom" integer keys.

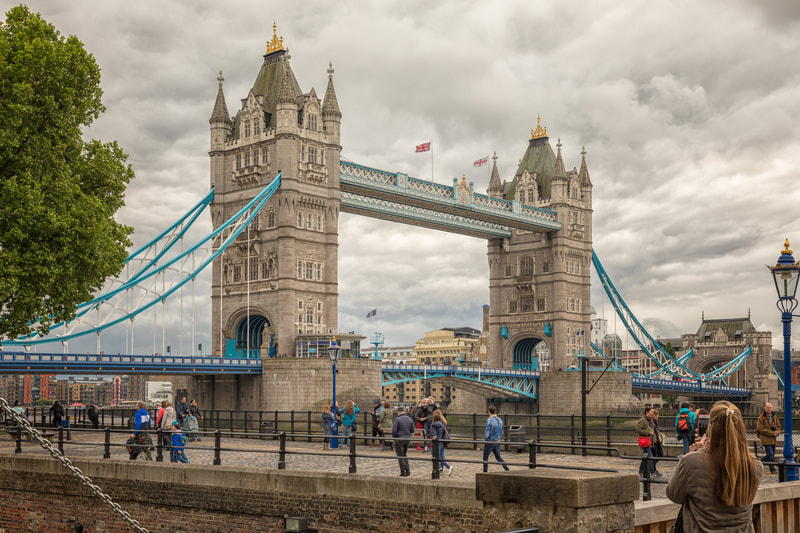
[
  {"left": 233, "top": 266, "right": 241, "bottom": 283},
  {"left": 308, "top": 114, "right": 317, "bottom": 131},
  {"left": 253, "top": 149, "right": 259, "bottom": 166},
  {"left": 301, "top": 145, "right": 305, "bottom": 161},
  {"left": 262, "top": 261, "right": 270, "bottom": 279},
  {"left": 298, "top": 301, "right": 303, "bottom": 310},
  {"left": 297, "top": 261, "right": 303, "bottom": 278},
  {"left": 316, "top": 264, "right": 321, "bottom": 281},
  {"left": 306, "top": 310, "right": 313, "bottom": 324},
  {"left": 248, "top": 257, "right": 258, "bottom": 280},
  {"left": 521, "top": 295, "right": 535, "bottom": 312},
  {"left": 520, "top": 256, "right": 533, "bottom": 276},
  {"left": 245, "top": 152, "right": 250, "bottom": 167},
  {"left": 509, "top": 300, "right": 518, "bottom": 313},
  {"left": 543, "top": 261, "right": 550, "bottom": 273},
  {"left": 262, "top": 150, "right": 268, "bottom": 165},
  {"left": 527, "top": 190, "right": 535, "bottom": 203},
  {"left": 505, "top": 265, "right": 512, "bottom": 277},
  {"left": 297, "top": 213, "right": 303, "bottom": 227},
  {"left": 268, "top": 212, "right": 275, "bottom": 227},
  {"left": 254, "top": 118, "right": 260, "bottom": 136},
  {"left": 306, "top": 262, "right": 313, "bottom": 279},
  {"left": 537, "top": 298, "right": 546, "bottom": 311},
  {"left": 245, "top": 121, "right": 251, "bottom": 138},
  {"left": 317, "top": 215, "right": 322, "bottom": 231},
  {"left": 236, "top": 154, "right": 242, "bottom": 170}
]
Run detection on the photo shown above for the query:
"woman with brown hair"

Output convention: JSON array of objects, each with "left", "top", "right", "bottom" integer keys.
[
  {"left": 430, "top": 409, "right": 453, "bottom": 475},
  {"left": 666, "top": 400, "right": 762, "bottom": 532}
]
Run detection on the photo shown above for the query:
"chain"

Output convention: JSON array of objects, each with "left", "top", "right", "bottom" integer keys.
[{"left": 0, "top": 398, "right": 149, "bottom": 533}]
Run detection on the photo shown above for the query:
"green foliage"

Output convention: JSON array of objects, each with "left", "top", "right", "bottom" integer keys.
[
  {"left": 37, "top": 398, "right": 53, "bottom": 407},
  {"left": 0, "top": 5, "right": 133, "bottom": 340},
  {"left": 663, "top": 341, "right": 676, "bottom": 357}
]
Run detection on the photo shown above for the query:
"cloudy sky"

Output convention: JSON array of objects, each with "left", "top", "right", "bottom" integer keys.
[{"left": 10, "top": 0, "right": 800, "bottom": 354}]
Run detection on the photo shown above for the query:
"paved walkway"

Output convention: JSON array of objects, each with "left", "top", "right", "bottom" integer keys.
[{"left": 0, "top": 429, "right": 780, "bottom": 501}]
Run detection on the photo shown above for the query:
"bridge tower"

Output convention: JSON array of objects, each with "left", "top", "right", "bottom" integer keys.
[
  {"left": 486, "top": 119, "right": 593, "bottom": 373},
  {"left": 208, "top": 25, "right": 342, "bottom": 359}
]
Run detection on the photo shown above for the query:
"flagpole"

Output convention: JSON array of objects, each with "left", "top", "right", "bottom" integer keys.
[{"left": 430, "top": 138, "right": 434, "bottom": 182}]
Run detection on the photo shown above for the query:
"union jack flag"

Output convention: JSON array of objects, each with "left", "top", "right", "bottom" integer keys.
[
  {"left": 473, "top": 156, "right": 488, "bottom": 167},
  {"left": 415, "top": 142, "right": 431, "bottom": 153}
]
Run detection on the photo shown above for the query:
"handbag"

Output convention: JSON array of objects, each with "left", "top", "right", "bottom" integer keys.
[
  {"left": 671, "top": 503, "right": 684, "bottom": 533},
  {"left": 638, "top": 436, "right": 651, "bottom": 448}
]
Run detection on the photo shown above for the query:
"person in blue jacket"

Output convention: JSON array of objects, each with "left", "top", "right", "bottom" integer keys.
[
  {"left": 341, "top": 400, "right": 360, "bottom": 446},
  {"left": 483, "top": 405, "right": 509, "bottom": 472},
  {"left": 170, "top": 421, "right": 190, "bottom": 463},
  {"left": 130, "top": 401, "right": 152, "bottom": 461}
]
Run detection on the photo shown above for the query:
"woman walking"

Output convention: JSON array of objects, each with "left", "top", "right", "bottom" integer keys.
[
  {"left": 378, "top": 401, "right": 393, "bottom": 451},
  {"left": 666, "top": 401, "right": 762, "bottom": 531},
  {"left": 321, "top": 404, "right": 335, "bottom": 450},
  {"left": 649, "top": 408, "right": 664, "bottom": 477},
  {"left": 341, "top": 400, "right": 359, "bottom": 446},
  {"left": 430, "top": 409, "right": 453, "bottom": 476}
]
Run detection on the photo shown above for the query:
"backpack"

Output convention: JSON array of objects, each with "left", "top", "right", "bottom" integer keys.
[
  {"left": 677, "top": 413, "right": 692, "bottom": 434},
  {"left": 442, "top": 425, "right": 451, "bottom": 447},
  {"left": 125, "top": 437, "right": 141, "bottom": 458}
]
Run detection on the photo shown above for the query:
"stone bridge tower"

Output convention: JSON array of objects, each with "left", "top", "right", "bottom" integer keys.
[
  {"left": 208, "top": 26, "right": 342, "bottom": 358},
  {"left": 486, "top": 119, "right": 593, "bottom": 374}
]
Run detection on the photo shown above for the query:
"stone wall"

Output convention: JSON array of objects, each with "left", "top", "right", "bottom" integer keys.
[
  {"left": 0, "top": 455, "right": 639, "bottom": 533},
  {"left": 539, "top": 371, "right": 640, "bottom": 416},
  {"left": 260, "top": 357, "right": 383, "bottom": 411}
]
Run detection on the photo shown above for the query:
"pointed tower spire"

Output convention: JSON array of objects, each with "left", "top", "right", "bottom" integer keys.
[
  {"left": 579, "top": 146, "right": 592, "bottom": 186},
  {"left": 322, "top": 62, "right": 342, "bottom": 119},
  {"left": 277, "top": 58, "right": 297, "bottom": 106},
  {"left": 488, "top": 151, "right": 502, "bottom": 198},
  {"left": 553, "top": 138, "right": 567, "bottom": 178},
  {"left": 209, "top": 70, "right": 231, "bottom": 123}
]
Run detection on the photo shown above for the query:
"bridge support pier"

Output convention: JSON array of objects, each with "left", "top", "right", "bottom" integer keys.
[
  {"left": 172, "top": 374, "right": 261, "bottom": 412},
  {"left": 539, "top": 371, "right": 639, "bottom": 416}
]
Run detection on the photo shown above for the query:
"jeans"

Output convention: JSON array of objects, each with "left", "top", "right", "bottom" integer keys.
[
  {"left": 680, "top": 433, "right": 692, "bottom": 455},
  {"left": 639, "top": 446, "right": 655, "bottom": 476},
  {"left": 395, "top": 439, "right": 410, "bottom": 474},
  {"left": 170, "top": 449, "right": 190, "bottom": 463},
  {"left": 431, "top": 442, "right": 450, "bottom": 469},
  {"left": 483, "top": 443, "right": 509, "bottom": 472},
  {"left": 342, "top": 424, "right": 352, "bottom": 446},
  {"left": 762, "top": 444, "right": 776, "bottom": 473}
]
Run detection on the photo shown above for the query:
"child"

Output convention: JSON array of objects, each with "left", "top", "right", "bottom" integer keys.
[{"left": 170, "top": 420, "right": 190, "bottom": 464}]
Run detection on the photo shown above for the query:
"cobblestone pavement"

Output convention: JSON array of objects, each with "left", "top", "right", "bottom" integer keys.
[{"left": 0, "top": 429, "right": 780, "bottom": 501}]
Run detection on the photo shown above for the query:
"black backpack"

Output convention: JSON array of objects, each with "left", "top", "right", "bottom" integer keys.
[
  {"left": 125, "top": 437, "right": 141, "bottom": 458},
  {"left": 677, "top": 413, "right": 692, "bottom": 434}
]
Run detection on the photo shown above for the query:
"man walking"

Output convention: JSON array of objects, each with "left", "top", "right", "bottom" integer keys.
[
  {"left": 675, "top": 402, "right": 695, "bottom": 455},
  {"left": 483, "top": 405, "right": 509, "bottom": 472},
  {"left": 392, "top": 406, "right": 415, "bottom": 477},
  {"left": 757, "top": 402, "right": 781, "bottom": 474}
]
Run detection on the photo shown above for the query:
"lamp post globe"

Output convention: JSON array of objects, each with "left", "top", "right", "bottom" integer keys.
[{"left": 768, "top": 239, "right": 800, "bottom": 481}]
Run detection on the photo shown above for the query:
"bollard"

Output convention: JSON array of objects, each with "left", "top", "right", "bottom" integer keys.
[
  {"left": 156, "top": 428, "right": 163, "bottom": 462},
  {"left": 103, "top": 428, "right": 111, "bottom": 459},
  {"left": 431, "top": 437, "right": 440, "bottom": 479},
  {"left": 58, "top": 425, "right": 64, "bottom": 454},
  {"left": 213, "top": 429, "right": 221, "bottom": 466},
  {"left": 528, "top": 439, "right": 536, "bottom": 469},
  {"left": 15, "top": 426, "right": 22, "bottom": 454},
  {"left": 641, "top": 452, "right": 652, "bottom": 501},
  {"left": 349, "top": 433, "right": 357, "bottom": 474},
  {"left": 278, "top": 431, "right": 287, "bottom": 470}
]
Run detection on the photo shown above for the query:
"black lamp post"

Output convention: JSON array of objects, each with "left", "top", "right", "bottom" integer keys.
[
  {"left": 329, "top": 336, "right": 340, "bottom": 407},
  {"left": 768, "top": 239, "right": 800, "bottom": 481}
]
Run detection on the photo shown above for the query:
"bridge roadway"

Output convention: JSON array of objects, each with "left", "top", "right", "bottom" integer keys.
[{"left": 0, "top": 352, "right": 262, "bottom": 374}]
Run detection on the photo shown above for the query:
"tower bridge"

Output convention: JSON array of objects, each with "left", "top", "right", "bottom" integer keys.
[{"left": 0, "top": 26, "right": 774, "bottom": 411}]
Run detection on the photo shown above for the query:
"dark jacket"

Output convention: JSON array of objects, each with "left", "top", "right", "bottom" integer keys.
[
  {"left": 431, "top": 419, "right": 447, "bottom": 440},
  {"left": 50, "top": 402, "right": 64, "bottom": 419},
  {"left": 189, "top": 403, "right": 202, "bottom": 419},
  {"left": 322, "top": 412, "right": 335, "bottom": 433},
  {"left": 392, "top": 412, "right": 415, "bottom": 439},
  {"left": 424, "top": 403, "right": 436, "bottom": 421},
  {"left": 666, "top": 450, "right": 762, "bottom": 532},
  {"left": 412, "top": 405, "right": 425, "bottom": 424},
  {"left": 87, "top": 405, "right": 99, "bottom": 422},
  {"left": 176, "top": 401, "right": 189, "bottom": 420}
]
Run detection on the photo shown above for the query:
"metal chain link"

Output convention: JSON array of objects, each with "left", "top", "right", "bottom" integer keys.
[{"left": 0, "top": 397, "right": 149, "bottom": 533}]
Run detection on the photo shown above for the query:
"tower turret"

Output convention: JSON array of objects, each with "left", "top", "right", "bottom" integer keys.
[
  {"left": 322, "top": 62, "right": 342, "bottom": 143},
  {"left": 549, "top": 138, "right": 567, "bottom": 202},
  {"left": 488, "top": 151, "right": 502, "bottom": 199},
  {"left": 276, "top": 58, "right": 298, "bottom": 130},
  {"left": 209, "top": 70, "right": 231, "bottom": 191}
]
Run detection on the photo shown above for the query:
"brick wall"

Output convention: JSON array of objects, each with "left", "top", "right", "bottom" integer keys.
[{"left": 0, "top": 455, "right": 482, "bottom": 533}]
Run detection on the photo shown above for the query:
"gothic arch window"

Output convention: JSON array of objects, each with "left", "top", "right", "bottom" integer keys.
[
  {"left": 520, "top": 256, "right": 533, "bottom": 277},
  {"left": 527, "top": 190, "right": 535, "bottom": 203},
  {"left": 244, "top": 151, "right": 250, "bottom": 167},
  {"left": 254, "top": 118, "right": 260, "bottom": 136},
  {"left": 245, "top": 120, "right": 251, "bottom": 138}
]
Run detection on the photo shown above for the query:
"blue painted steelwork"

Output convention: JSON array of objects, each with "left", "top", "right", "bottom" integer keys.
[
  {"left": 233, "top": 315, "right": 270, "bottom": 359},
  {"left": 0, "top": 352, "right": 262, "bottom": 374},
  {"left": 381, "top": 364, "right": 539, "bottom": 398},
  {"left": 3, "top": 173, "right": 282, "bottom": 347},
  {"left": 339, "top": 161, "right": 561, "bottom": 236},
  {"left": 592, "top": 249, "right": 752, "bottom": 382},
  {"left": 773, "top": 362, "right": 785, "bottom": 388},
  {"left": 631, "top": 376, "right": 750, "bottom": 397},
  {"left": 512, "top": 338, "right": 541, "bottom": 371}
]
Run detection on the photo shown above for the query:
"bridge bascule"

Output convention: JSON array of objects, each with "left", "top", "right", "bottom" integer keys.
[{"left": 0, "top": 26, "right": 769, "bottom": 406}]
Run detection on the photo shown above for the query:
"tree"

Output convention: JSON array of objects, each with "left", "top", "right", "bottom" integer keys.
[{"left": 0, "top": 5, "right": 133, "bottom": 340}]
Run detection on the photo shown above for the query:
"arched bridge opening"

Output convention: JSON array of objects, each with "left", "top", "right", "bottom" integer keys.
[{"left": 226, "top": 314, "right": 274, "bottom": 358}]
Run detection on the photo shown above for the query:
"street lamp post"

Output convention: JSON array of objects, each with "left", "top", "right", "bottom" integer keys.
[
  {"left": 768, "top": 239, "right": 800, "bottom": 481},
  {"left": 328, "top": 336, "right": 341, "bottom": 450}
]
